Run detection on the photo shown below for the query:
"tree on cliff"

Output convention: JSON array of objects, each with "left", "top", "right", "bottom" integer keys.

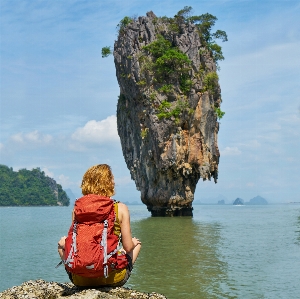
[
  {"left": 176, "top": 6, "right": 228, "bottom": 66},
  {"left": 102, "top": 7, "right": 227, "bottom": 216},
  {"left": 103, "top": 6, "right": 227, "bottom": 69},
  {"left": 0, "top": 165, "right": 70, "bottom": 206}
]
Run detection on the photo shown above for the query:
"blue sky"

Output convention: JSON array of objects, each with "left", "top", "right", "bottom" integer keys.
[{"left": 1, "top": 0, "right": 299, "bottom": 204}]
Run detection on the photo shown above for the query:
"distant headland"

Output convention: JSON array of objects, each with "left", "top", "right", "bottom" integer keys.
[{"left": 0, "top": 165, "right": 70, "bottom": 206}]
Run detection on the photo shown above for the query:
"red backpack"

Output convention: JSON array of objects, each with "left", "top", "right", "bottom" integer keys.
[{"left": 64, "top": 194, "right": 128, "bottom": 278}]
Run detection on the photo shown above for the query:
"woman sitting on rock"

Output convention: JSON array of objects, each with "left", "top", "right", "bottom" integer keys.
[{"left": 57, "top": 164, "right": 141, "bottom": 287}]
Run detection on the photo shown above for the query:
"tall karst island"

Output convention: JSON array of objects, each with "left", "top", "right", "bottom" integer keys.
[{"left": 103, "top": 7, "right": 227, "bottom": 216}]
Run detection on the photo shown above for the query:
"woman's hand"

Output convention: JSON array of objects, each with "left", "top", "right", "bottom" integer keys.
[
  {"left": 58, "top": 236, "right": 67, "bottom": 250},
  {"left": 132, "top": 237, "right": 141, "bottom": 247}
]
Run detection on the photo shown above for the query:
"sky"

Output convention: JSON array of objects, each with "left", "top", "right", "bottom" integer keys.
[{"left": 0, "top": 0, "right": 299, "bottom": 205}]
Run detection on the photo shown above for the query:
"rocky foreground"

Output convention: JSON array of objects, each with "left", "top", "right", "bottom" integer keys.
[{"left": 0, "top": 280, "right": 167, "bottom": 299}]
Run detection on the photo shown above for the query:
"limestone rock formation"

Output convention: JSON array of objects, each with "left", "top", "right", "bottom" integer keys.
[
  {"left": 0, "top": 280, "right": 167, "bottom": 299},
  {"left": 114, "top": 11, "right": 223, "bottom": 216}
]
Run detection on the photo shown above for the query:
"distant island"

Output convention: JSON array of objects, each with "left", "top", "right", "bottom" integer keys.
[
  {"left": 233, "top": 198, "right": 244, "bottom": 205},
  {"left": 0, "top": 165, "right": 70, "bottom": 206},
  {"left": 246, "top": 195, "right": 268, "bottom": 205},
  {"left": 233, "top": 195, "right": 268, "bottom": 205}
]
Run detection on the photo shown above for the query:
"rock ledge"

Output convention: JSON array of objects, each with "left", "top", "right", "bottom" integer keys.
[{"left": 0, "top": 280, "right": 167, "bottom": 299}]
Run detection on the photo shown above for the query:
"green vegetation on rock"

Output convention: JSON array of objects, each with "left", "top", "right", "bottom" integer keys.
[
  {"left": 155, "top": 7, "right": 227, "bottom": 66},
  {"left": 157, "top": 99, "right": 191, "bottom": 122},
  {"left": 101, "top": 46, "right": 112, "bottom": 58},
  {"left": 140, "top": 127, "right": 149, "bottom": 139},
  {"left": 214, "top": 107, "right": 225, "bottom": 120},
  {"left": 116, "top": 16, "right": 133, "bottom": 34},
  {"left": 111, "top": 7, "right": 227, "bottom": 126},
  {"left": 0, "top": 165, "right": 70, "bottom": 206},
  {"left": 142, "top": 34, "right": 192, "bottom": 95},
  {"left": 178, "top": 7, "right": 228, "bottom": 66},
  {"left": 158, "top": 84, "right": 173, "bottom": 94},
  {"left": 203, "top": 72, "right": 219, "bottom": 94}
]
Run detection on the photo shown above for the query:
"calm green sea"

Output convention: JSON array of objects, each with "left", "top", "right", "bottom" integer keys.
[{"left": 0, "top": 204, "right": 300, "bottom": 298}]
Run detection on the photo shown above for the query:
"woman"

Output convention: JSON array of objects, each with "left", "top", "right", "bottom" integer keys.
[{"left": 57, "top": 164, "right": 141, "bottom": 287}]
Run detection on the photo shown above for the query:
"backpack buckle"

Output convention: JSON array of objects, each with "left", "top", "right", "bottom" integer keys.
[{"left": 104, "top": 219, "right": 108, "bottom": 228}]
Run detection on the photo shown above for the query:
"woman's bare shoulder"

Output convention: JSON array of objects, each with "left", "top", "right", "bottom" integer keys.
[
  {"left": 117, "top": 202, "right": 130, "bottom": 220},
  {"left": 117, "top": 202, "right": 129, "bottom": 212}
]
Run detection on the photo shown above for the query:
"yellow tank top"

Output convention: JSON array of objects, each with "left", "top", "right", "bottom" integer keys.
[{"left": 71, "top": 202, "right": 127, "bottom": 287}]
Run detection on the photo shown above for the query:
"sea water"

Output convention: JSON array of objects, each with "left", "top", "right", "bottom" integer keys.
[{"left": 0, "top": 204, "right": 300, "bottom": 298}]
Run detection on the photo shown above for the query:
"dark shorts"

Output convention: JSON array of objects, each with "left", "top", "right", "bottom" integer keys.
[{"left": 66, "top": 254, "right": 133, "bottom": 288}]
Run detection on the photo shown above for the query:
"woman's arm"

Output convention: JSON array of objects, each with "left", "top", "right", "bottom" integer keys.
[
  {"left": 57, "top": 236, "right": 66, "bottom": 260},
  {"left": 57, "top": 209, "right": 74, "bottom": 260},
  {"left": 118, "top": 202, "right": 141, "bottom": 252}
]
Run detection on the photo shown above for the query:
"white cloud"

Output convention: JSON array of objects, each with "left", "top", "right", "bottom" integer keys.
[
  {"left": 71, "top": 115, "right": 119, "bottom": 144},
  {"left": 238, "top": 140, "right": 261, "bottom": 150},
  {"left": 42, "top": 167, "right": 54, "bottom": 178},
  {"left": 10, "top": 133, "right": 23, "bottom": 143},
  {"left": 57, "top": 174, "right": 73, "bottom": 189},
  {"left": 221, "top": 146, "right": 241, "bottom": 156},
  {"left": 10, "top": 130, "right": 53, "bottom": 145}
]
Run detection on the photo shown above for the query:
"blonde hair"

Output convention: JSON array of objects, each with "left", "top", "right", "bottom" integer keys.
[{"left": 81, "top": 164, "right": 115, "bottom": 197}]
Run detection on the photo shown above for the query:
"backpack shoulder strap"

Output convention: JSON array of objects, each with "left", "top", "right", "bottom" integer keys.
[
  {"left": 114, "top": 201, "right": 119, "bottom": 222},
  {"left": 64, "top": 221, "right": 78, "bottom": 268},
  {"left": 113, "top": 201, "right": 121, "bottom": 238}
]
